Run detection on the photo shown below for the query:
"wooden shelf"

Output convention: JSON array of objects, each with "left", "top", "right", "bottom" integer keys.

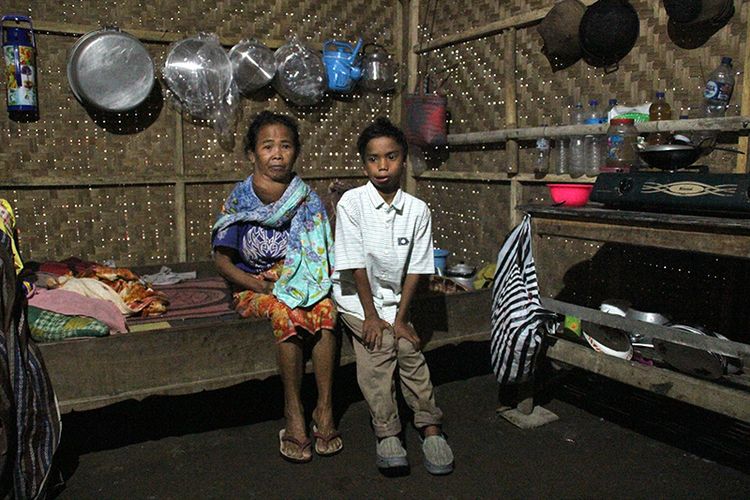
[
  {"left": 447, "top": 116, "right": 750, "bottom": 146},
  {"left": 414, "top": 170, "right": 596, "bottom": 184}
]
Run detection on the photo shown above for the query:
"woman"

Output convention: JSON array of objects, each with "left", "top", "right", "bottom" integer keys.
[{"left": 212, "top": 111, "right": 342, "bottom": 463}]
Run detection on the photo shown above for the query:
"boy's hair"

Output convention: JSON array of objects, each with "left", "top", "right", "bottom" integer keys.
[
  {"left": 356, "top": 117, "right": 408, "bottom": 162},
  {"left": 243, "top": 110, "right": 301, "bottom": 157}
]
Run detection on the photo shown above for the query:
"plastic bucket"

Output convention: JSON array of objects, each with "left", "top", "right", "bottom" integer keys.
[{"left": 433, "top": 248, "right": 449, "bottom": 275}]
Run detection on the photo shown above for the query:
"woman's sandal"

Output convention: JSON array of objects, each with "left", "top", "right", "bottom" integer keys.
[
  {"left": 312, "top": 424, "right": 343, "bottom": 457},
  {"left": 279, "top": 429, "right": 313, "bottom": 463}
]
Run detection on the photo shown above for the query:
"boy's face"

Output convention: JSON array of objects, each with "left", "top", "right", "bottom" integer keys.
[{"left": 362, "top": 136, "right": 405, "bottom": 196}]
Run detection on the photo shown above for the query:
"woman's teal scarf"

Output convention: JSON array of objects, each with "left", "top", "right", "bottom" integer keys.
[{"left": 211, "top": 175, "right": 334, "bottom": 309}]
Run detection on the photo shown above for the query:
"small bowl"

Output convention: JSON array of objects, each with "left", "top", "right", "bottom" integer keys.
[{"left": 547, "top": 183, "right": 594, "bottom": 207}]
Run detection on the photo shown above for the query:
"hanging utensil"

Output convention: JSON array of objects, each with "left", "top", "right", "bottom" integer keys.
[{"left": 67, "top": 27, "right": 155, "bottom": 113}]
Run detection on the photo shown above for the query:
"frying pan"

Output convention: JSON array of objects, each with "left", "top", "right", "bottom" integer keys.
[{"left": 638, "top": 143, "right": 742, "bottom": 170}]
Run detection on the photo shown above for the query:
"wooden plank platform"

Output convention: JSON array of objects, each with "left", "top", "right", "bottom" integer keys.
[{"left": 38, "top": 288, "right": 492, "bottom": 414}]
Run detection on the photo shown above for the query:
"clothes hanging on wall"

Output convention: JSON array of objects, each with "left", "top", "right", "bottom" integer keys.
[
  {"left": 490, "top": 214, "right": 558, "bottom": 385},
  {"left": 0, "top": 231, "right": 62, "bottom": 498}
]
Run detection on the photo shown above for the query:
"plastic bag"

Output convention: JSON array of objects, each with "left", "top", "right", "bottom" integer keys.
[
  {"left": 162, "top": 33, "right": 232, "bottom": 120},
  {"left": 273, "top": 35, "right": 327, "bottom": 106}
]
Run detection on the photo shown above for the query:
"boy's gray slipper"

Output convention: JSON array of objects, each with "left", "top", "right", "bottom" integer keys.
[
  {"left": 376, "top": 436, "right": 408, "bottom": 469},
  {"left": 422, "top": 435, "right": 454, "bottom": 475}
]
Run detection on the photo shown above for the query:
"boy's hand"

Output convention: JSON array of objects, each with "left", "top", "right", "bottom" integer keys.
[
  {"left": 394, "top": 320, "right": 421, "bottom": 351},
  {"left": 363, "top": 315, "right": 391, "bottom": 350}
]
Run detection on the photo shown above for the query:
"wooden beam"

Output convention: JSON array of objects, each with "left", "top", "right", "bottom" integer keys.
[
  {"left": 737, "top": 11, "right": 750, "bottom": 173},
  {"left": 1, "top": 171, "right": 366, "bottom": 188},
  {"left": 546, "top": 339, "right": 750, "bottom": 423},
  {"left": 448, "top": 116, "right": 750, "bottom": 146},
  {"left": 504, "top": 28, "right": 519, "bottom": 174},
  {"left": 412, "top": 0, "right": 597, "bottom": 54},
  {"left": 415, "top": 171, "right": 594, "bottom": 183},
  {"left": 393, "top": 0, "right": 405, "bottom": 127},
  {"left": 405, "top": 0, "right": 420, "bottom": 195}
]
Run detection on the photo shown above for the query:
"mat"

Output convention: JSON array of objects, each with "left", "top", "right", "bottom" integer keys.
[{"left": 127, "top": 277, "right": 236, "bottom": 325}]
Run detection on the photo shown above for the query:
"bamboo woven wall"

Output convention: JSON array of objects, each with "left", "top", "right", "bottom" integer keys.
[
  {"left": 416, "top": 0, "right": 749, "bottom": 268},
  {"left": 0, "top": 0, "right": 394, "bottom": 265}
]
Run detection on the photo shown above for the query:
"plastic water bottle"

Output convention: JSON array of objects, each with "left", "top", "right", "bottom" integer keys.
[
  {"left": 583, "top": 99, "right": 604, "bottom": 176},
  {"left": 569, "top": 103, "right": 586, "bottom": 178},
  {"left": 605, "top": 98, "right": 618, "bottom": 122},
  {"left": 704, "top": 56, "right": 735, "bottom": 117},
  {"left": 534, "top": 133, "right": 551, "bottom": 174}
]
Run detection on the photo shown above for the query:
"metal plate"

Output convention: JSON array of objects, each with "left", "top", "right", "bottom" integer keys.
[{"left": 68, "top": 29, "right": 155, "bottom": 113}]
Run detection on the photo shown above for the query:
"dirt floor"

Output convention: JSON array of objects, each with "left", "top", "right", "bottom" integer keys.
[{"left": 52, "top": 342, "right": 750, "bottom": 499}]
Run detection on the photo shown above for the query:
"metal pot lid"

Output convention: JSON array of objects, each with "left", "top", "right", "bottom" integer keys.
[
  {"left": 67, "top": 28, "right": 155, "bottom": 113},
  {"left": 229, "top": 40, "right": 276, "bottom": 96},
  {"left": 447, "top": 263, "right": 475, "bottom": 276}
]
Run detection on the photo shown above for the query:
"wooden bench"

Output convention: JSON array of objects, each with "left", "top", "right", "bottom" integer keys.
[{"left": 37, "top": 267, "right": 491, "bottom": 413}]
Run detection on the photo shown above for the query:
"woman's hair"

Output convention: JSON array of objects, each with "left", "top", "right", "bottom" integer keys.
[
  {"left": 243, "top": 111, "right": 301, "bottom": 156},
  {"left": 356, "top": 117, "right": 408, "bottom": 162}
]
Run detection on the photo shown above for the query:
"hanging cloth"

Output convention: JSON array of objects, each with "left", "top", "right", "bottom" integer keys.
[{"left": 490, "top": 214, "right": 558, "bottom": 384}]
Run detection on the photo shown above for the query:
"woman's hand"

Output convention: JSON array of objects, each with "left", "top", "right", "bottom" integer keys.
[
  {"left": 394, "top": 320, "right": 421, "bottom": 351},
  {"left": 362, "top": 315, "right": 392, "bottom": 350}
]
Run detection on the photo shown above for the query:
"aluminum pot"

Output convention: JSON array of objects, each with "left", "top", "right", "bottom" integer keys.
[{"left": 67, "top": 27, "right": 155, "bottom": 112}]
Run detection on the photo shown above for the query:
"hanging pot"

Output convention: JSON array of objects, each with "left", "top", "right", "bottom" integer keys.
[
  {"left": 579, "top": 0, "right": 640, "bottom": 72},
  {"left": 229, "top": 39, "right": 276, "bottom": 96},
  {"left": 67, "top": 27, "right": 155, "bottom": 113}
]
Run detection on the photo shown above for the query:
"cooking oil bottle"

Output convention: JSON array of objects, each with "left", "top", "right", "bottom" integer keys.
[{"left": 647, "top": 91, "right": 672, "bottom": 145}]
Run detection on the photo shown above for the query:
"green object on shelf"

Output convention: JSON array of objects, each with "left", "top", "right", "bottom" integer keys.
[{"left": 564, "top": 315, "right": 582, "bottom": 337}]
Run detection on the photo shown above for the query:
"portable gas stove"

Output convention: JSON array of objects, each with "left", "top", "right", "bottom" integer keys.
[{"left": 590, "top": 170, "right": 750, "bottom": 215}]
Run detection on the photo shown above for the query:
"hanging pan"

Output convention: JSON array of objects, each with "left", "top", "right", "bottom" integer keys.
[{"left": 67, "top": 27, "right": 155, "bottom": 113}]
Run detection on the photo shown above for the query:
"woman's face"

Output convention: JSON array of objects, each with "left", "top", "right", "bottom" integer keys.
[{"left": 251, "top": 123, "right": 297, "bottom": 184}]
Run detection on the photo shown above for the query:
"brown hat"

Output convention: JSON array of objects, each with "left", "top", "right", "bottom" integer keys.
[
  {"left": 664, "top": 0, "right": 735, "bottom": 49},
  {"left": 538, "top": 0, "right": 586, "bottom": 72}
]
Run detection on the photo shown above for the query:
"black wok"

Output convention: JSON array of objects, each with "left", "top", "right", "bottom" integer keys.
[{"left": 638, "top": 143, "right": 742, "bottom": 170}]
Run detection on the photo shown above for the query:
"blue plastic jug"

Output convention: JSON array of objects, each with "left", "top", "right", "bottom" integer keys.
[{"left": 322, "top": 38, "right": 363, "bottom": 92}]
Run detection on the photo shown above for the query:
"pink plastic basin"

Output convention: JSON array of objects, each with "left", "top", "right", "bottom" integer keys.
[{"left": 547, "top": 183, "right": 593, "bottom": 207}]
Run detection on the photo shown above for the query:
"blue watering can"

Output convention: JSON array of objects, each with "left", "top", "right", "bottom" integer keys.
[{"left": 322, "top": 38, "right": 363, "bottom": 92}]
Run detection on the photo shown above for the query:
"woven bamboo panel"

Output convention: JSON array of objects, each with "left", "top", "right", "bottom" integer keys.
[
  {"left": 0, "top": 186, "right": 177, "bottom": 264},
  {"left": 416, "top": 179, "right": 511, "bottom": 267},
  {"left": 417, "top": 0, "right": 748, "bottom": 174},
  {"left": 6, "top": 0, "right": 395, "bottom": 46},
  {"left": 1, "top": 0, "right": 396, "bottom": 265},
  {"left": 0, "top": 35, "right": 175, "bottom": 182},
  {"left": 182, "top": 92, "right": 394, "bottom": 178}
]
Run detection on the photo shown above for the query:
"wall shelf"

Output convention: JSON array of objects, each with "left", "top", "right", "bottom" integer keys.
[{"left": 447, "top": 116, "right": 750, "bottom": 146}]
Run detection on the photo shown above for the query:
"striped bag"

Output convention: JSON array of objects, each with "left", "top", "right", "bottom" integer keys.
[{"left": 490, "top": 214, "right": 558, "bottom": 384}]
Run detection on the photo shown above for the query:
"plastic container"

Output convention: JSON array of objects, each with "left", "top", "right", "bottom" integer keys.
[
  {"left": 647, "top": 91, "right": 672, "bottom": 145},
  {"left": 583, "top": 99, "right": 605, "bottom": 176},
  {"left": 547, "top": 183, "right": 593, "bottom": 207},
  {"left": 603, "top": 118, "right": 638, "bottom": 173},
  {"left": 534, "top": 134, "right": 551, "bottom": 174},
  {"left": 433, "top": 248, "right": 449, "bottom": 275},
  {"left": 569, "top": 103, "right": 586, "bottom": 178}
]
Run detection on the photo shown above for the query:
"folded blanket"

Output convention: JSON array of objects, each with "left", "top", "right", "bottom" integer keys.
[
  {"left": 27, "top": 306, "right": 110, "bottom": 342},
  {"left": 28, "top": 288, "right": 128, "bottom": 333}
]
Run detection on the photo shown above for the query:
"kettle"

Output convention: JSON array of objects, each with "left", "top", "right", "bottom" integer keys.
[
  {"left": 360, "top": 44, "right": 396, "bottom": 92},
  {"left": 322, "top": 38, "right": 363, "bottom": 92}
]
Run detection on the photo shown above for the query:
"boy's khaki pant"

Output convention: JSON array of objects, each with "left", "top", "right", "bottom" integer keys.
[{"left": 340, "top": 313, "right": 443, "bottom": 438}]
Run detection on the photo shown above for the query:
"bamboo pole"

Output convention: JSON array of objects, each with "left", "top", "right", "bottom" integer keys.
[
  {"left": 393, "top": 1, "right": 405, "bottom": 127},
  {"left": 415, "top": 170, "right": 594, "bottom": 183},
  {"left": 405, "top": 0, "right": 420, "bottom": 195},
  {"left": 447, "top": 116, "right": 750, "bottom": 146},
  {"left": 174, "top": 113, "right": 187, "bottom": 262},
  {"left": 737, "top": 9, "right": 750, "bottom": 173},
  {"left": 412, "top": 0, "right": 597, "bottom": 54},
  {"left": 503, "top": 28, "right": 518, "bottom": 174}
]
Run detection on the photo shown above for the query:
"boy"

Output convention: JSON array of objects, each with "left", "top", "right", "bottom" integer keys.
[{"left": 332, "top": 118, "right": 454, "bottom": 475}]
